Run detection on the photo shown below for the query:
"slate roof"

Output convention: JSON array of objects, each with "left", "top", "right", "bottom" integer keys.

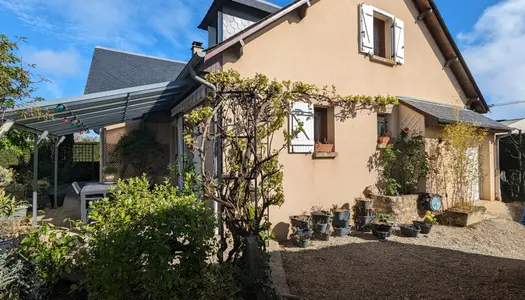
[
  {"left": 84, "top": 47, "right": 186, "bottom": 94},
  {"left": 398, "top": 96, "right": 511, "bottom": 131},
  {"left": 198, "top": 0, "right": 280, "bottom": 30}
]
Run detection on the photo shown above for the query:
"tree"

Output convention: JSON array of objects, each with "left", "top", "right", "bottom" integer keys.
[
  {"left": 0, "top": 34, "right": 47, "bottom": 121},
  {"left": 185, "top": 70, "right": 398, "bottom": 263}
]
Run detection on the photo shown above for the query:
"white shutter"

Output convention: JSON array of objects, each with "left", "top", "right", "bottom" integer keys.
[
  {"left": 359, "top": 4, "right": 374, "bottom": 55},
  {"left": 289, "top": 102, "right": 314, "bottom": 153},
  {"left": 393, "top": 18, "right": 405, "bottom": 64}
]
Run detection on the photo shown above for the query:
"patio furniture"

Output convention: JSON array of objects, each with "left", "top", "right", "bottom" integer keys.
[{"left": 79, "top": 182, "right": 117, "bottom": 223}]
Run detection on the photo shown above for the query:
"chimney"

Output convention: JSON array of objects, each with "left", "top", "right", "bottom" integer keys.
[{"left": 191, "top": 41, "right": 203, "bottom": 55}]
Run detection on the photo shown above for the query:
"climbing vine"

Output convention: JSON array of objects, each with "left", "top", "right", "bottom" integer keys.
[{"left": 184, "top": 70, "right": 398, "bottom": 264}]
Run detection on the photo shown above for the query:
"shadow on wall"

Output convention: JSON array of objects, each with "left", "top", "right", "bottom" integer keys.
[{"left": 278, "top": 241, "right": 525, "bottom": 300}]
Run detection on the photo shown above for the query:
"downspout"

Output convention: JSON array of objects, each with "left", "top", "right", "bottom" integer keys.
[{"left": 189, "top": 65, "right": 220, "bottom": 226}]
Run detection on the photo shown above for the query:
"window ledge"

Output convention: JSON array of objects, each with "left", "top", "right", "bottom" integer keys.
[
  {"left": 312, "top": 151, "right": 338, "bottom": 159},
  {"left": 369, "top": 55, "right": 397, "bottom": 67}
]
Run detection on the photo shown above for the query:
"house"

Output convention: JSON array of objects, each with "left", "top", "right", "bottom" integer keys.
[
  {"left": 170, "top": 0, "right": 509, "bottom": 238},
  {"left": 13, "top": 0, "right": 510, "bottom": 237}
]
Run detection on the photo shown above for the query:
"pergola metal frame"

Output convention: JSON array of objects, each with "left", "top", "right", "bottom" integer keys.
[{"left": 1, "top": 79, "right": 198, "bottom": 225}]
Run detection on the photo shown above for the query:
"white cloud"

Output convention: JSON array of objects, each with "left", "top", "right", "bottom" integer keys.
[
  {"left": 458, "top": 0, "right": 525, "bottom": 119},
  {"left": 21, "top": 47, "right": 84, "bottom": 77}
]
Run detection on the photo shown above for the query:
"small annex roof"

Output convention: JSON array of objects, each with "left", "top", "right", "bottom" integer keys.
[
  {"left": 398, "top": 96, "right": 511, "bottom": 132},
  {"left": 84, "top": 47, "right": 186, "bottom": 94},
  {"left": 4, "top": 52, "right": 206, "bottom": 138}
]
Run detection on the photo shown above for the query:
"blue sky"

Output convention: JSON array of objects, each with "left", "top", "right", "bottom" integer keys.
[{"left": 1, "top": 0, "right": 522, "bottom": 120}]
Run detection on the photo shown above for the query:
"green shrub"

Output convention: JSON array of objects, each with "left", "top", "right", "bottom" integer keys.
[
  {"left": 83, "top": 175, "right": 220, "bottom": 299},
  {"left": 0, "top": 249, "right": 46, "bottom": 300},
  {"left": 16, "top": 223, "right": 83, "bottom": 297}
]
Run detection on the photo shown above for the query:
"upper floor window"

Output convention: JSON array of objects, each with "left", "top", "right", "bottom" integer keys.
[{"left": 360, "top": 4, "right": 405, "bottom": 65}]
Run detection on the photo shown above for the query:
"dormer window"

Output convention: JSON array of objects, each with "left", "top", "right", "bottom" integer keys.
[{"left": 360, "top": 4, "right": 405, "bottom": 65}]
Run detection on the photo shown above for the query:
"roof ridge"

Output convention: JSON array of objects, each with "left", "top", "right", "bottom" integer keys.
[{"left": 94, "top": 46, "right": 187, "bottom": 64}]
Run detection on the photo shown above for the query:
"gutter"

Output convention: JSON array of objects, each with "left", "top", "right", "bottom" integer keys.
[
  {"left": 189, "top": 64, "right": 221, "bottom": 231},
  {"left": 426, "top": 0, "right": 489, "bottom": 113}
]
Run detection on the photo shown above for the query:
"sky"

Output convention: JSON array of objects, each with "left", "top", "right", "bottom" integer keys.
[{"left": 0, "top": 0, "right": 523, "bottom": 120}]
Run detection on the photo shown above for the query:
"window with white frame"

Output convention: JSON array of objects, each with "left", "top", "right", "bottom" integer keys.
[
  {"left": 289, "top": 103, "right": 335, "bottom": 153},
  {"left": 359, "top": 4, "right": 404, "bottom": 64}
]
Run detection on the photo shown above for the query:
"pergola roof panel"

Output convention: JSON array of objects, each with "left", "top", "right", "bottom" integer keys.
[{"left": 5, "top": 80, "right": 193, "bottom": 137}]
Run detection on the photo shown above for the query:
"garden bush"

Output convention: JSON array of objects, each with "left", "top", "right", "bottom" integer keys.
[{"left": 81, "top": 175, "right": 230, "bottom": 300}]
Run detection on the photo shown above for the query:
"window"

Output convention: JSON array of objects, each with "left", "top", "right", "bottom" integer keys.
[
  {"left": 373, "top": 17, "right": 386, "bottom": 58},
  {"left": 289, "top": 103, "right": 335, "bottom": 154},
  {"left": 377, "top": 115, "right": 388, "bottom": 137},
  {"left": 360, "top": 4, "right": 405, "bottom": 64},
  {"left": 314, "top": 107, "right": 328, "bottom": 143}
]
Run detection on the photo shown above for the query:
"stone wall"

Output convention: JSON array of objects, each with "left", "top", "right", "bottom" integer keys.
[{"left": 373, "top": 195, "right": 422, "bottom": 224}]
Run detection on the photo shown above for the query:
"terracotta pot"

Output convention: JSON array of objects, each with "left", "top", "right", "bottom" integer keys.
[
  {"left": 315, "top": 143, "right": 334, "bottom": 152},
  {"left": 377, "top": 136, "right": 390, "bottom": 145}
]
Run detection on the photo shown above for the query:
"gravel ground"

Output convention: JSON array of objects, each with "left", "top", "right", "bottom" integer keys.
[{"left": 280, "top": 218, "right": 525, "bottom": 300}]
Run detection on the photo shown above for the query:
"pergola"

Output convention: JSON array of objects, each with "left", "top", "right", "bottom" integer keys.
[{"left": 1, "top": 78, "right": 198, "bottom": 224}]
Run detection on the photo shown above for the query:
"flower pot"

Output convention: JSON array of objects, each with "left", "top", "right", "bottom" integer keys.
[
  {"left": 377, "top": 136, "right": 390, "bottom": 148},
  {"left": 0, "top": 236, "right": 23, "bottom": 250},
  {"left": 103, "top": 173, "right": 119, "bottom": 182},
  {"left": 313, "top": 223, "right": 328, "bottom": 233},
  {"left": 412, "top": 221, "right": 432, "bottom": 234},
  {"left": 400, "top": 224, "right": 421, "bottom": 237},
  {"left": 316, "top": 233, "right": 330, "bottom": 241},
  {"left": 294, "top": 228, "right": 313, "bottom": 238},
  {"left": 296, "top": 240, "right": 309, "bottom": 248},
  {"left": 375, "top": 230, "right": 389, "bottom": 241},
  {"left": 334, "top": 226, "right": 352, "bottom": 237},
  {"left": 356, "top": 215, "right": 375, "bottom": 231},
  {"left": 333, "top": 219, "right": 350, "bottom": 229},
  {"left": 333, "top": 209, "right": 350, "bottom": 221},
  {"left": 315, "top": 143, "right": 334, "bottom": 152},
  {"left": 311, "top": 211, "right": 331, "bottom": 224},
  {"left": 371, "top": 224, "right": 392, "bottom": 237},
  {"left": 290, "top": 215, "right": 309, "bottom": 229},
  {"left": 356, "top": 199, "right": 374, "bottom": 216}
]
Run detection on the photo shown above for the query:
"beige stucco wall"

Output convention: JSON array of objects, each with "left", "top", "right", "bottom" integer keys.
[{"left": 216, "top": 0, "right": 494, "bottom": 238}]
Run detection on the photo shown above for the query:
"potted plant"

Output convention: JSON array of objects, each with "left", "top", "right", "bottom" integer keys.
[
  {"left": 103, "top": 166, "right": 120, "bottom": 182},
  {"left": 315, "top": 138, "right": 334, "bottom": 152},
  {"left": 413, "top": 211, "right": 436, "bottom": 234},
  {"left": 371, "top": 213, "right": 395, "bottom": 240},
  {"left": 315, "top": 141, "right": 334, "bottom": 153},
  {"left": 293, "top": 228, "right": 313, "bottom": 248},
  {"left": 290, "top": 214, "right": 310, "bottom": 229},
  {"left": 311, "top": 209, "right": 331, "bottom": 224},
  {"left": 332, "top": 205, "right": 351, "bottom": 237},
  {"left": 311, "top": 208, "right": 331, "bottom": 240},
  {"left": 399, "top": 224, "right": 421, "bottom": 237},
  {"left": 377, "top": 134, "right": 391, "bottom": 148}
]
